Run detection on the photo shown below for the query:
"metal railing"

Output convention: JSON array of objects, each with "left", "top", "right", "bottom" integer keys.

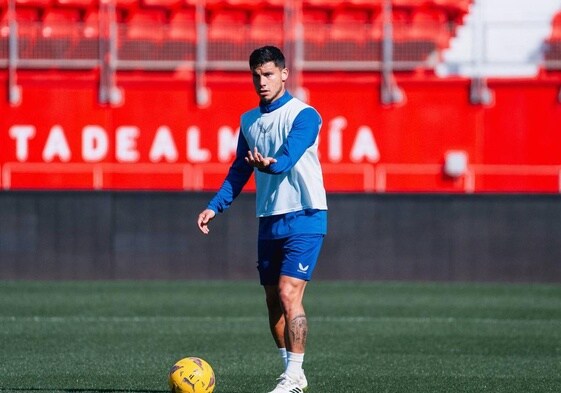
[{"left": 0, "top": 21, "right": 447, "bottom": 70}]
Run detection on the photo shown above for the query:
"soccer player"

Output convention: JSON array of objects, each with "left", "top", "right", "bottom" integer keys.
[{"left": 197, "top": 45, "right": 327, "bottom": 393}]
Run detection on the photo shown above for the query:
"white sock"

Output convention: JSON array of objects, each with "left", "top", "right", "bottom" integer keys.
[
  {"left": 278, "top": 348, "right": 288, "bottom": 368},
  {"left": 285, "top": 351, "right": 304, "bottom": 378}
]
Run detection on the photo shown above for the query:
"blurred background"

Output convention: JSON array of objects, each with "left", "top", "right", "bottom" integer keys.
[{"left": 1, "top": 0, "right": 560, "bottom": 281}]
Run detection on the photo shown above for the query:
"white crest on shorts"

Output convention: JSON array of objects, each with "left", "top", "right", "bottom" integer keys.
[{"left": 298, "top": 263, "right": 309, "bottom": 273}]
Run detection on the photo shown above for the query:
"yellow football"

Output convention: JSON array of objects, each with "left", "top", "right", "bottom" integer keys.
[{"left": 168, "top": 357, "right": 216, "bottom": 393}]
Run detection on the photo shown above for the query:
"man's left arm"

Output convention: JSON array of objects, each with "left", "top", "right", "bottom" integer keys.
[{"left": 265, "top": 107, "right": 321, "bottom": 174}]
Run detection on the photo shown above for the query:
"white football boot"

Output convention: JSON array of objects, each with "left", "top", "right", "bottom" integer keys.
[{"left": 268, "top": 372, "right": 308, "bottom": 393}]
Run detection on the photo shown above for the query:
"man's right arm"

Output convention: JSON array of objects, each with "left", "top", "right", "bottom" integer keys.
[{"left": 206, "top": 131, "right": 254, "bottom": 214}]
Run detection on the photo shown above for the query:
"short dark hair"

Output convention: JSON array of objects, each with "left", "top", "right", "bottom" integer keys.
[{"left": 249, "top": 46, "right": 286, "bottom": 70}]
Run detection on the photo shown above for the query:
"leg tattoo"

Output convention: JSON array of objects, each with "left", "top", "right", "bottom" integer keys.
[{"left": 289, "top": 314, "right": 308, "bottom": 349}]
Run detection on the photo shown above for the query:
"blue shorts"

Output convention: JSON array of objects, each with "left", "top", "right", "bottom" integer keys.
[{"left": 257, "top": 234, "right": 325, "bottom": 286}]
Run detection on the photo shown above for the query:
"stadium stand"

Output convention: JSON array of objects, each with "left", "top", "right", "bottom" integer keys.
[
  {"left": 438, "top": 0, "right": 559, "bottom": 78},
  {"left": 0, "top": 0, "right": 475, "bottom": 70}
]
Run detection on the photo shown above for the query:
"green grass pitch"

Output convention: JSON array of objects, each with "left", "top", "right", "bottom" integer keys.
[{"left": 1, "top": 280, "right": 560, "bottom": 393}]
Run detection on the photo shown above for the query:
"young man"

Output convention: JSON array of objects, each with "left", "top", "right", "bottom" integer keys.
[{"left": 197, "top": 46, "right": 327, "bottom": 393}]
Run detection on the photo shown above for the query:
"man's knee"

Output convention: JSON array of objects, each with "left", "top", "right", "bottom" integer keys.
[{"left": 278, "top": 277, "right": 306, "bottom": 310}]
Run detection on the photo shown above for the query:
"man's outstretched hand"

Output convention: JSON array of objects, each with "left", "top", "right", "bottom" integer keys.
[{"left": 245, "top": 147, "right": 277, "bottom": 170}]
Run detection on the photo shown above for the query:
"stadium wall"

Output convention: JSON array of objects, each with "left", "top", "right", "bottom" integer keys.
[
  {"left": 2, "top": 72, "right": 561, "bottom": 193},
  {"left": 1, "top": 191, "right": 559, "bottom": 283}
]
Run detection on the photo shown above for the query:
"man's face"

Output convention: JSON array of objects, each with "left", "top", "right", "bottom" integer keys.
[{"left": 251, "top": 61, "right": 288, "bottom": 104}]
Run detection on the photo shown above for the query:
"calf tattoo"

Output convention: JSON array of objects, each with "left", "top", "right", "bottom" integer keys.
[{"left": 289, "top": 314, "right": 308, "bottom": 347}]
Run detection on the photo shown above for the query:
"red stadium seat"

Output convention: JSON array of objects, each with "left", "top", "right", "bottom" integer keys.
[
  {"left": 42, "top": 8, "right": 80, "bottom": 37},
  {"left": 125, "top": 9, "right": 166, "bottom": 38},
  {"left": 429, "top": 0, "right": 471, "bottom": 23},
  {"left": 324, "top": 8, "right": 370, "bottom": 61},
  {"left": 329, "top": 8, "right": 370, "bottom": 42},
  {"left": 82, "top": 9, "right": 99, "bottom": 38},
  {"left": 69, "top": 9, "right": 99, "bottom": 59},
  {"left": 368, "top": 10, "right": 383, "bottom": 41},
  {"left": 409, "top": 7, "right": 449, "bottom": 46},
  {"left": 387, "top": 9, "right": 410, "bottom": 41},
  {"left": 302, "top": 7, "right": 328, "bottom": 42},
  {"left": 388, "top": 7, "right": 445, "bottom": 66},
  {"left": 162, "top": 7, "right": 196, "bottom": 61},
  {"left": 36, "top": 9, "right": 80, "bottom": 59},
  {"left": 302, "top": 7, "right": 329, "bottom": 24},
  {"left": 15, "top": 0, "right": 52, "bottom": 22},
  {"left": 207, "top": 8, "right": 248, "bottom": 61},
  {"left": 249, "top": 9, "right": 283, "bottom": 46},
  {"left": 302, "top": 8, "right": 328, "bottom": 61},
  {"left": 207, "top": 8, "right": 247, "bottom": 42},
  {"left": 115, "top": 0, "right": 139, "bottom": 20},
  {"left": 119, "top": 9, "right": 165, "bottom": 60},
  {"left": 167, "top": 7, "right": 195, "bottom": 41}
]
